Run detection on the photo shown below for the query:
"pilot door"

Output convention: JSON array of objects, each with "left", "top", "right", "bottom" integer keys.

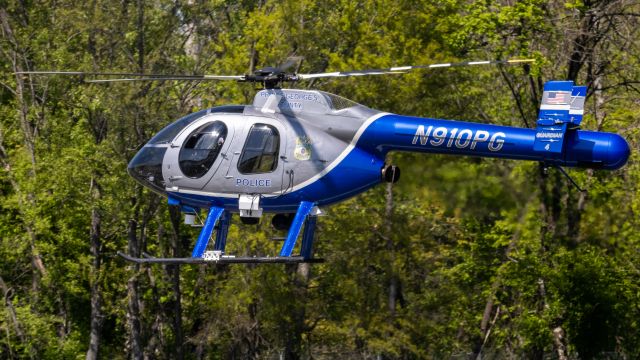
[
  {"left": 220, "top": 119, "right": 287, "bottom": 195},
  {"left": 163, "top": 116, "right": 236, "bottom": 191}
]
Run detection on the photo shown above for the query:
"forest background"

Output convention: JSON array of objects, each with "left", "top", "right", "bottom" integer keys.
[{"left": 1, "top": 0, "right": 639, "bottom": 359}]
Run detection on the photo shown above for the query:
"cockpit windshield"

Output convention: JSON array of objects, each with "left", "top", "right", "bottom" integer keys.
[
  {"left": 149, "top": 109, "right": 207, "bottom": 144},
  {"left": 148, "top": 105, "right": 244, "bottom": 145}
]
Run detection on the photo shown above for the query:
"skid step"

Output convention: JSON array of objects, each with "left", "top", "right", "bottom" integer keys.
[{"left": 117, "top": 251, "right": 324, "bottom": 265}]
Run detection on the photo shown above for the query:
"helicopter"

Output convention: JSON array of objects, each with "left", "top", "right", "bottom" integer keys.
[{"left": 20, "top": 59, "right": 631, "bottom": 264}]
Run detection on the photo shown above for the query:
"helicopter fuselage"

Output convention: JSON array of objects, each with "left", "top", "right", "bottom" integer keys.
[{"left": 128, "top": 88, "right": 630, "bottom": 215}]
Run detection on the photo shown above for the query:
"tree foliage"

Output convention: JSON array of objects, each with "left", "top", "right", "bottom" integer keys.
[{"left": 1, "top": 0, "right": 639, "bottom": 358}]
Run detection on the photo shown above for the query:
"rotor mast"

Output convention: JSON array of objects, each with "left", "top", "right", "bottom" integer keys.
[{"left": 240, "top": 66, "right": 300, "bottom": 89}]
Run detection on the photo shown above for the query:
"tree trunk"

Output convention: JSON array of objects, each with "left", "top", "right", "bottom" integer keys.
[
  {"left": 136, "top": 0, "right": 144, "bottom": 73},
  {"left": 538, "top": 278, "right": 568, "bottom": 360},
  {"left": 86, "top": 179, "right": 103, "bottom": 360},
  {"left": 127, "top": 4, "right": 147, "bottom": 357},
  {"left": 384, "top": 181, "right": 400, "bottom": 318},
  {"left": 282, "top": 263, "right": 310, "bottom": 360},
  {"left": 472, "top": 195, "right": 534, "bottom": 359},
  {"left": 0, "top": 8, "right": 47, "bottom": 292},
  {"left": 0, "top": 275, "right": 31, "bottom": 357},
  {"left": 538, "top": 169, "right": 568, "bottom": 358},
  {"left": 127, "top": 215, "right": 143, "bottom": 360},
  {"left": 168, "top": 206, "right": 184, "bottom": 360}
]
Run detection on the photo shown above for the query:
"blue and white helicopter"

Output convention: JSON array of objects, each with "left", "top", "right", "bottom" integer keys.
[{"left": 23, "top": 59, "right": 631, "bottom": 264}]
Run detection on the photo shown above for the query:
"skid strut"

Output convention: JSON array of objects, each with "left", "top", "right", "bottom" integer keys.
[
  {"left": 118, "top": 201, "right": 322, "bottom": 264},
  {"left": 191, "top": 206, "right": 224, "bottom": 258},
  {"left": 280, "top": 201, "right": 315, "bottom": 257}
]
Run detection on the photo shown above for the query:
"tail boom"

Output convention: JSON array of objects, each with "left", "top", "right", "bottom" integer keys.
[{"left": 358, "top": 114, "right": 629, "bottom": 170}]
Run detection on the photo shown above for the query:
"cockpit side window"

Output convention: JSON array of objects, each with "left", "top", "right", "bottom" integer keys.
[
  {"left": 179, "top": 121, "right": 228, "bottom": 178},
  {"left": 238, "top": 124, "right": 280, "bottom": 174}
]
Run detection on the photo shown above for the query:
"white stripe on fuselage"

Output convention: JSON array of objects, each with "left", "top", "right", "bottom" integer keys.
[
  {"left": 278, "top": 112, "right": 390, "bottom": 194},
  {"left": 170, "top": 112, "right": 391, "bottom": 198}
]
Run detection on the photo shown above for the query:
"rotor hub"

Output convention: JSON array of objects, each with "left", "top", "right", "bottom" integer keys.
[{"left": 242, "top": 68, "right": 300, "bottom": 89}]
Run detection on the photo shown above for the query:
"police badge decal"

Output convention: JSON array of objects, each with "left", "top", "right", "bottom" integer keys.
[{"left": 294, "top": 136, "right": 312, "bottom": 160}]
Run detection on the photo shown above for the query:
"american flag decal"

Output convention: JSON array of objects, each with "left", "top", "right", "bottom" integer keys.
[{"left": 545, "top": 91, "right": 570, "bottom": 105}]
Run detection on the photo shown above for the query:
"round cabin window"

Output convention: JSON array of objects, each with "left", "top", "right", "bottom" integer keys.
[{"left": 179, "top": 121, "right": 228, "bottom": 178}]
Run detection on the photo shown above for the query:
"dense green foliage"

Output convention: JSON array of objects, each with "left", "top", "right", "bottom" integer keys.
[{"left": 1, "top": 0, "right": 639, "bottom": 358}]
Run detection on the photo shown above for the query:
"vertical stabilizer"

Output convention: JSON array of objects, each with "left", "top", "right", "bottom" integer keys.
[{"left": 533, "top": 81, "right": 586, "bottom": 155}]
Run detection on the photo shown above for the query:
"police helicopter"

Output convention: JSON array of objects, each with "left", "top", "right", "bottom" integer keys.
[{"left": 20, "top": 58, "right": 631, "bottom": 264}]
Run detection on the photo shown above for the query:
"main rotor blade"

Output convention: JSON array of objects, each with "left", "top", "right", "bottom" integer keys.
[
  {"left": 16, "top": 58, "right": 534, "bottom": 84},
  {"left": 298, "top": 58, "right": 534, "bottom": 79},
  {"left": 16, "top": 71, "right": 245, "bottom": 83},
  {"left": 17, "top": 71, "right": 145, "bottom": 76},
  {"left": 85, "top": 75, "right": 245, "bottom": 83}
]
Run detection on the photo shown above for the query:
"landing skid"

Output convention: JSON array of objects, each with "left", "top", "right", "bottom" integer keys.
[
  {"left": 119, "top": 201, "right": 322, "bottom": 265},
  {"left": 117, "top": 252, "right": 324, "bottom": 265}
]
